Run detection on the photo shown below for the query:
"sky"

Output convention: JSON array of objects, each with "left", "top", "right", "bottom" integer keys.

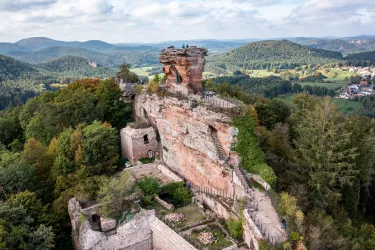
[{"left": 0, "top": 0, "right": 374, "bottom": 43}]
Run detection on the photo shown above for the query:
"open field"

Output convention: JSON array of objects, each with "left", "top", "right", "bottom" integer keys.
[
  {"left": 130, "top": 66, "right": 164, "bottom": 81},
  {"left": 280, "top": 94, "right": 361, "bottom": 114},
  {"left": 248, "top": 69, "right": 280, "bottom": 77},
  {"left": 299, "top": 82, "right": 346, "bottom": 90},
  {"left": 334, "top": 99, "right": 361, "bottom": 114},
  {"left": 321, "top": 68, "right": 358, "bottom": 83}
]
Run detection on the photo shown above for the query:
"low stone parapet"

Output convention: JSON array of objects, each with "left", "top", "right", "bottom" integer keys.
[
  {"left": 243, "top": 209, "right": 263, "bottom": 250},
  {"left": 155, "top": 195, "right": 174, "bottom": 211}
]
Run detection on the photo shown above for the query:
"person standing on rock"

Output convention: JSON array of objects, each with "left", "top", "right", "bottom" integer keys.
[
  {"left": 182, "top": 44, "right": 186, "bottom": 49},
  {"left": 186, "top": 44, "right": 189, "bottom": 48}
]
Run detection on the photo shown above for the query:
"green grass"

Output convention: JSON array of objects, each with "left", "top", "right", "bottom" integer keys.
[
  {"left": 334, "top": 99, "right": 361, "bottom": 114},
  {"left": 247, "top": 69, "right": 280, "bottom": 77},
  {"left": 321, "top": 68, "right": 358, "bottom": 83},
  {"left": 174, "top": 204, "right": 207, "bottom": 228},
  {"left": 130, "top": 66, "right": 165, "bottom": 81},
  {"left": 280, "top": 94, "right": 361, "bottom": 115},
  {"left": 191, "top": 224, "right": 232, "bottom": 250},
  {"left": 299, "top": 82, "right": 346, "bottom": 90}
]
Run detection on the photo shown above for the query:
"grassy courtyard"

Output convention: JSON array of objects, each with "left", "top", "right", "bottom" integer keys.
[
  {"left": 174, "top": 204, "right": 207, "bottom": 228},
  {"left": 190, "top": 224, "right": 233, "bottom": 250}
]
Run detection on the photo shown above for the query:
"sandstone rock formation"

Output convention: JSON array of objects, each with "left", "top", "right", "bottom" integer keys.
[
  {"left": 160, "top": 46, "right": 207, "bottom": 95},
  {"left": 134, "top": 93, "right": 240, "bottom": 193}
]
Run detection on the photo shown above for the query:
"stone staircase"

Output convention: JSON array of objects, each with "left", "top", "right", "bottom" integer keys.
[
  {"left": 233, "top": 166, "right": 250, "bottom": 194},
  {"left": 210, "top": 129, "right": 228, "bottom": 161}
]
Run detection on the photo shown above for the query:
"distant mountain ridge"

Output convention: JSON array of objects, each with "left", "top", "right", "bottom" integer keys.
[
  {"left": 206, "top": 40, "right": 344, "bottom": 74},
  {"left": 15, "top": 37, "right": 115, "bottom": 52}
]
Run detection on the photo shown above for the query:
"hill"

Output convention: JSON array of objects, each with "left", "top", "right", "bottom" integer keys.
[
  {"left": 15, "top": 37, "right": 115, "bottom": 52},
  {"left": 10, "top": 46, "right": 124, "bottom": 67},
  {"left": 0, "top": 42, "right": 29, "bottom": 55},
  {"left": 306, "top": 39, "right": 362, "bottom": 55},
  {"left": 15, "top": 37, "right": 66, "bottom": 51},
  {"left": 37, "top": 55, "right": 117, "bottom": 77},
  {"left": 206, "top": 40, "right": 344, "bottom": 74},
  {"left": 0, "top": 54, "right": 38, "bottom": 81},
  {"left": 345, "top": 51, "right": 375, "bottom": 66}
]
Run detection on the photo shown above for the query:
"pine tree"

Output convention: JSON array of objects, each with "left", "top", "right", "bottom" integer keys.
[{"left": 293, "top": 98, "right": 359, "bottom": 208}]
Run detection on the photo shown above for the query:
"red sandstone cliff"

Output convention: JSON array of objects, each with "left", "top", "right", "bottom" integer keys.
[{"left": 160, "top": 46, "right": 207, "bottom": 95}]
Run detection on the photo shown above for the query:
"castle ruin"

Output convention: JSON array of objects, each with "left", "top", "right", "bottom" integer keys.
[{"left": 69, "top": 46, "right": 286, "bottom": 250}]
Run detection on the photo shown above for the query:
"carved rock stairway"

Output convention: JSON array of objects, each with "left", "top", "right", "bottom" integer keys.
[
  {"left": 233, "top": 166, "right": 250, "bottom": 194},
  {"left": 210, "top": 130, "right": 228, "bottom": 161}
]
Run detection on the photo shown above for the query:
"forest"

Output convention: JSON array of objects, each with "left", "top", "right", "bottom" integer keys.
[
  {"left": 0, "top": 78, "right": 132, "bottom": 249},
  {"left": 0, "top": 54, "right": 118, "bottom": 110}
]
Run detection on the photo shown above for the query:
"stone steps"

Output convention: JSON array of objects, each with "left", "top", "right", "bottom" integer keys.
[
  {"left": 210, "top": 130, "right": 228, "bottom": 161},
  {"left": 234, "top": 166, "right": 249, "bottom": 193}
]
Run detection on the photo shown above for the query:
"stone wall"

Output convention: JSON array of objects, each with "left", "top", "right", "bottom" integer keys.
[
  {"left": 134, "top": 93, "right": 239, "bottom": 194},
  {"left": 149, "top": 215, "right": 196, "bottom": 250},
  {"left": 68, "top": 198, "right": 196, "bottom": 250},
  {"left": 120, "top": 126, "right": 158, "bottom": 164},
  {"left": 194, "top": 192, "right": 234, "bottom": 220},
  {"left": 247, "top": 173, "right": 271, "bottom": 191},
  {"left": 243, "top": 209, "right": 263, "bottom": 250},
  {"left": 157, "top": 164, "right": 183, "bottom": 182}
]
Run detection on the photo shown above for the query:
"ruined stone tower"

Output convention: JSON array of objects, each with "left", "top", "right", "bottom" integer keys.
[{"left": 159, "top": 46, "right": 207, "bottom": 95}]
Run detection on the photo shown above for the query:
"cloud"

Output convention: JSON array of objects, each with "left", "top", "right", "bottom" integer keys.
[
  {"left": 0, "top": 0, "right": 58, "bottom": 11},
  {"left": 0, "top": 0, "right": 375, "bottom": 43}
]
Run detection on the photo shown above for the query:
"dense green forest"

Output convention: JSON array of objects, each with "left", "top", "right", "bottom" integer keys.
[
  {"left": 345, "top": 51, "right": 375, "bottom": 66},
  {"left": 37, "top": 56, "right": 117, "bottom": 77},
  {"left": 205, "top": 40, "right": 344, "bottom": 74},
  {"left": 205, "top": 74, "right": 335, "bottom": 99},
  {"left": 9, "top": 46, "right": 160, "bottom": 68},
  {"left": 9, "top": 47, "right": 123, "bottom": 68},
  {"left": 204, "top": 84, "right": 375, "bottom": 249},
  {"left": 306, "top": 39, "right": 365, "bottom": 55},
  {"left": 306, "top": 39, "right": 375, "bottom": 55},
  {"left": 0, "top": 54, "right": 39, "bottom": 81},
  {"left": 0, "top": 54, "right": 119, "bottom": 110},
  {"left": 0, "top": 78, "right": 132, "bottom": 249}
]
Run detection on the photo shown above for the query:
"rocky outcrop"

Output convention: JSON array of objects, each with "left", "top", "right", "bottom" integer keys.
[
  {"left": 134, "top": 93, "right": 240, "bottom": 193},
  {"left": 160, "top": 47, "right": 207, "bottom": 95}
]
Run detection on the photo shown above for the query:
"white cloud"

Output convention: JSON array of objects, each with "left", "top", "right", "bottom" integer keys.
[{"left": 0, "top": 0, "right": 374, "bottom": 43}]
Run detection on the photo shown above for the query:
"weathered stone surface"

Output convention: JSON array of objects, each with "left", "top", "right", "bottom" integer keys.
[
  {"left": 160, "top": 47, "right": 207, "bottom": 95},
  {"left": 134, "top": 93, "right": 239, "bottom": 193},
  {"left": 120, "top": 126, "right": 158, "bottom": 164},
  {"left": 155, "top": 195, "right": 174, "bottom": 210},
  {"left": 100, "top": 217, "right": 117, "bottom": 232}
]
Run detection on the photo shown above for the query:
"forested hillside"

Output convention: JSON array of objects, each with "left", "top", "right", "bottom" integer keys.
[
  {"left": 9, "top": 46, "right": 123, "bottom": 67},
  {"left": 0, "top": 54, "right": 39, "bottom": 81},
  {"left": 206, "top": 40, "right": 344, "bottom": 74},
  {"left": 345, "top": 51, "right": 375, "bottom": 66},
  {"left": 37, "top": 56, "right": 117, "bottom": 77},
  {"left": 306, "top": 39, "right": 362, "bottom": 55},
  {"left": 305, "top": 39, "right": 375, "bottom": 54},
  {"left": 0, "top": 54, "right": 118, "bottom": 110}
]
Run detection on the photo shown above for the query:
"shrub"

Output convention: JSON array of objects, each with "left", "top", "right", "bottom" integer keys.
[
  {"left": 97, "top": 171, "right": 135, "bottom": 217},
  {"left": 133, "top": 85, "right": 144, "bottom": 94},
  {"left": 250, "top": 164, "right": 276, "bottom": 188},
  {"left": 227, "top": 219, "right": 243, "bottom": 240},
  {"left": 161, "top": 182, "right": 192, "bottom": 206},
  {"left": 139, "top": 157, "right": 155, "bottom": 164},
  {"left": 137, "top": 177, "right": 160, "bottom": 196}
]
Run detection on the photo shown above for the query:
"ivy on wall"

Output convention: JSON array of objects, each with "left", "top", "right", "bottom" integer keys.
[{"left": 232, "top": 111, "right": 276, "bottom": 188}]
